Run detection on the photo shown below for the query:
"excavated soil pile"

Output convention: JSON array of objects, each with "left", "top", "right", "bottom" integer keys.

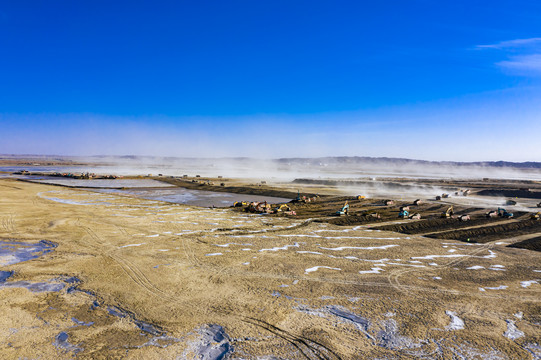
[
  {"left": 477, "top": 189, "right": 541, "bottom": 199},
  {"left": 508, "top": 236, "right": 541, "bottom": 252},
  {"left": 374, "top": 217, "right": 499, "bottom": 234},
  {"left": 425, "top": 219, "right": 541, "bottom": 243}
]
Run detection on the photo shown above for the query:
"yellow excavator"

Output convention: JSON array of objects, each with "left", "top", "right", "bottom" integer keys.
[
  {"left": 272, "top": 204, "right": 291, "bottom": 213},
  {"left": 531, "top": 212, "right": 540, "bottom": 220},
  {"left": 441, "top": 206, "right": 454, "bottom": 218}
]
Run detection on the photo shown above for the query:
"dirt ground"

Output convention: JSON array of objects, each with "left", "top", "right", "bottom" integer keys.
[{"left": 1, "top": 178, "right": 540, "bottom": 359}]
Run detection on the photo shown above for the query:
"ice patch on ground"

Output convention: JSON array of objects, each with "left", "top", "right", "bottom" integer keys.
[
  {"left": 521, "top": 280, "right": 539, "bottom": 288},
  {"left": 53, "top": 332, "right": 83, "bottom": 354},
  {"left": 319, "top": 245, "right": 398, "bottom": 251},
  {"left": 304, "top": 266, "right": 341, "bottom": 274},
  {"left": 481, "top": 285, "right": 508, "bottom": 291},
  {"left": 260, "top": 243, "right": 300, "bottom": 252},
  {"left": 377, "top": 319, "right": 422, "bottom": 351},
  {"left": 466, "top": 265, "right": 484, "bottom": 270},
  {"left": 358, "top": 267, "right": 384, "bottom": 274},
  {"left": 205, "top": 253, "right": 223, "bottom": 256},
  {"left": 503, "top": 320, "right": 524, "bottom": 340},
  {"left": 328, "top": 306, "right": 374, "bottom": 340},
  {"left": 119, "top": 243, "right": 145, "bottom": 248},
  {"left": 445, "top": 311, "right": 465, "bottom": 330},
  {"left": 182, "top": 324, "right": 232, "bottom": 360}
]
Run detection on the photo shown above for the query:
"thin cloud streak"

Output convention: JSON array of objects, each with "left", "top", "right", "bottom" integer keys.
[
  {"left": 497, "top": 54, "right": 541, "bottom": 73},
  {"left": 477, "top": 37, "right": 541, "bottom": 49}
]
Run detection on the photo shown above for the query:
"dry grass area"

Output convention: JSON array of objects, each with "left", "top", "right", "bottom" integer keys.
[{"left": 0, "top": 178, "right": 540, "bottom": 359}]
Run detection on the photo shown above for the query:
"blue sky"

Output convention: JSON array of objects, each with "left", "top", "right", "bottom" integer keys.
[{"left": 1, "top": 1, "right": 540, "bottom": 161}]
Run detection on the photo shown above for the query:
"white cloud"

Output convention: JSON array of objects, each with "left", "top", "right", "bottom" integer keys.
[
  {"left": 477, "top": 37, "right": 541, "bottom": 76},
  {"left": 497, "top": 54, "right": 541, "bottom": 73}
]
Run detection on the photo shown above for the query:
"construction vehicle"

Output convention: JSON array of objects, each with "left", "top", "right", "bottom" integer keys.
[
  {"left": 530, "top": 212, "right": 540, "bottom": 220},
  {"left": 357, "top": 195, "right": 365, "bottom": 200},
  {"left": 272, "top": 204, "right": 291, "bottom": 213},
  {"left": 336, "top": 201, "right": 349, "bottom": 216},
  {"left": 458, "top": 215, "right": 471, "bottom": 221},
  {"left": 398, "top": 209, "right": 409, "bottom": 218},
  {"left": 537, "top": 202, "right": 541, "bottom": 208},
  {"left": 441, "top": 206, "right": 454, "bottom": 218},
  {"left": 486, "top": 210, "right": 498, "bottom": 218},
  {"left": 441, "top": 193, "right": 449, "bottom": 198},
  {"left": 413, "top": 199, "right": 422, "bottom": 206},
  {"left": 506, "top": 199, "right": 517, "bottom": 206},
  {"left": 384, "top": 200, "right": 395, "bottom": 206},
  {"left": 409, "top": 213, "right": 421, "bottom": 220},
  {"left": 435, "top": 196, "right": 442, "bottom": 201},
  {"left": 233, "top": 201, "right": 248, "bottom": 207},
  {"left": 463, "top": 190, "right": 471, "bottom": 196},
  {"left": 497, "top": 207, "right": 513, "bottom": 218}
]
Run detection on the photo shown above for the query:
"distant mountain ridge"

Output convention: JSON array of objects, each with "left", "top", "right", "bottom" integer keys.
[
  {"left": 1, "top": 154, "right": 540, "bottom": 169},
  {"left": 274, "top": 157, "right": 541, "bottom": 169}
]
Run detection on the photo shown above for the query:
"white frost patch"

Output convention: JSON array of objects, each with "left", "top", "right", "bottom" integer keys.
[
  {"left": 213, "top": 243, "right": 252, "bottom": 248},
  {"left": 467, "top": 265, "right": 485, "bottom": 270},
  {"left": 297, "top": 251, "right": 323, "bottom": 255},
  {"left": 146, "top": 234, "right": 159, "bottom": 238},
  {"left": 277, "top": 234, "right": 320, "bottom": 238},
  {"left": 448, "top": 249, "right": 457, "bottom": 253},
  {"left": 386, "top": 262, "right": 426, "bottom": 268},
  {"left": 242, "top": 262, "right": 250, "bottom": 265},
  {"left": 533, "top": 270, "right": 541, "bottom": 273},
  {"left": 503, "top": 320, "right": 524, "bottom": 340},
  {"left": 411, "top": 254, "right": 467, "bottom": 260},
  {"left": 205, "top": 253, "right": 223, "bottom": 256},
  {"left": 433, "top": 277, "right": 442, "bottom": 280},
  {"left": 429, "top": 263, "right": 438, "bottom": 266},
  {"left": 358, "top": 267, "right": 384, "bottom": 274},
  {"left": 319, "top": 245, "right": 398, "bottom": 251},
  {"left": 491, "top": 265, "right": 505, "bottom": 268},
  {"left": 484, "top": 285, "right": 508, "bottom": 290},
  {"left": 520, "top": 280, "right": 539, "bottom": 288},
  {"left": 304, "top": 266, "right": 341, "bottom": 274},
  {"left": 445, "top": 311, "right": 465, "bottom": 330},
  {"left": 260, "top": 243, "right": 300, "bottom": 252}
]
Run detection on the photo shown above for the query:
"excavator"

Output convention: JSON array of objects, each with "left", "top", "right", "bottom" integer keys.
[
  {"left": 272, "top": 204, "right": 291, "bottom": 213},
  {"left": 398, "top": 206, "right": 410, "bottom": 218},
  {"left": 336, "top": 201, "right": 349, "bottom": 216},
  {"left": 498, "top": 207, "right": 513, "bottom": 218},
  {"left": 531, "top": 212, "right": 540, "bottom": 220},
  {"left": 441, "top": 206, "right": 454, "bottom": 218},
  {"left": 398, "top": 209, "right": 409, "bottom": 218}
]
